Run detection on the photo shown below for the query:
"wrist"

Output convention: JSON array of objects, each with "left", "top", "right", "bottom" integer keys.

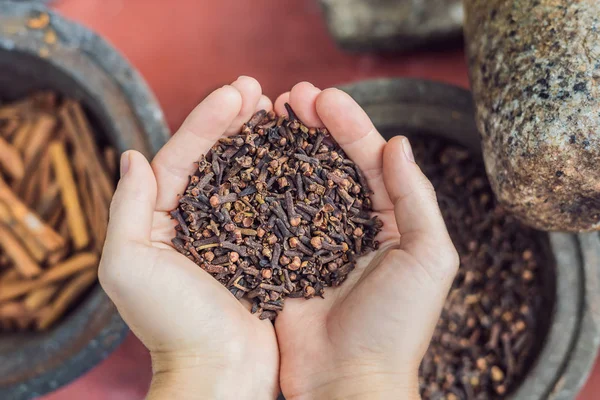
[
  {"left": 147, "top": 368, "right": 211, "bottom": 400},
  {"left": 283, "top": 363, "right": 420, "bottom": 400},
  {"left": 147, "top": 351, "right": 277, "bottom": 400}
]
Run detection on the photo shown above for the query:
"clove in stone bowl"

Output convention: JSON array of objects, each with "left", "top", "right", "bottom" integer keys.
[
  {"left": 0, "top": 3, "right": 169, "bottom": 399},
  {"left": 340, "top": 78, "right": 600, "bottom": 399}
]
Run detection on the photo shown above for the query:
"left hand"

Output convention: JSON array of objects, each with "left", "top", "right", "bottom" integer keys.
[{"left": 99, "top": 77, "right": 279, "bottom": 400}]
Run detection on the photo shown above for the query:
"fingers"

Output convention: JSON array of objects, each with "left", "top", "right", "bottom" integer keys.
[
  {"left": 106, "top": 151, "right": 157, "bottom": 246},
  {"left": 275, "top": 85, "right": 391, "bottom": 209},
  {"left": 315, "top": 88, "right": 392, "bottom": 210},
  {"left": 152, "top": 85, "right": 241, "bottom": 210},
  {"left": 226, "top": 76, "right": 267, "bottom": 136},
  {"left": 382, "top": 136, "right": 459, "bottom": 280},
  {"left": 256, "top": 95, "right": 273, "bottom": 113},
  {"left": 274, "top": 91, "right": 290, "bottom": 115},
  {"left": 275, "top": 82, "right": 323, "bottom": 127},
  {"left": 152, "top": 77, "right": 271, "bottom": 211}
]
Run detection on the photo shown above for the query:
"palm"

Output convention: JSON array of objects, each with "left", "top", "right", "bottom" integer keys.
[
  {"left": 275, "top": 179, "right": 425, "bottom": 394},
  {"left": 138, "top": 208, "right": 278, "bottom": 359}
]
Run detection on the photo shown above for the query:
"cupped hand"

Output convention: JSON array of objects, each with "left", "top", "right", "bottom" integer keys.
[
  {"left": 272, "top": 83, "right": 460, "bottom": 400},
  {"left": 98, "top": 77, "right": 279, "bottom": 400}
]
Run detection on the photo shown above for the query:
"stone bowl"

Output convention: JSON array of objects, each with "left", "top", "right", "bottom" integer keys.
[
  {"left": 0, "top": 3, "right": 169, "bottom": 399},
  {"left": 319, "top": 0, "right": 464, "bottom": 53},
  {"left": 340, "top": 78, "right": 600, "bottom": 399}
]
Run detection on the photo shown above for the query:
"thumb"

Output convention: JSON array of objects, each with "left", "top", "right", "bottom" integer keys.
[
  {"left": 382, "top": 136, "right": 458, "bottom": 280},
  {"left": 106, "top": 150, "right": 157, "bottom": 245}
]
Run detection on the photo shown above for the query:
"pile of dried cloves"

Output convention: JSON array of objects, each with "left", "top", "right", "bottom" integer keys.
[
  {"left": 414, "top": 137, "right": 549, "bottom": 399},
  {"left": 171, "top": 106, "right": 381, "bottom": 320}
]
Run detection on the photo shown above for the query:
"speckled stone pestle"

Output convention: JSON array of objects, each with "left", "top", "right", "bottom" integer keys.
[
  {"left": 464, "top": 0, "right": 600, "bottom": 232},
  {"left": 319, "top": 0, "right": 463, "bottom": 52}
]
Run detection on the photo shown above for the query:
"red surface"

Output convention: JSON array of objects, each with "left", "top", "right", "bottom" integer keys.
[{"left": 38, "top": 0, "right": 598, "bottom": 398}]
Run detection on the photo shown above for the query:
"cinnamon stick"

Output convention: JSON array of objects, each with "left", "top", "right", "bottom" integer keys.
[
  {"left": 49, "top": 141, "right": 89, "bottom": 250},
  {"left": 36, "top": 269, "right": 96, "bottom": 331},
  {"left": 67, "top": 146, "right": 109, "bottom": 252},
  {"left": 0, "top": 224, "right": 41, "bottom": 278},
  {"left": 37, "top": 149, "right": 52, "bottom": 196},
  {"left": 46, "top": 200, "right": 64, "bottom": 229},
  {"left": 0, "top": 175, "right": 65, "bottom": 255},
  {"left": 0, "top": 201, "right": 46, "bottom": 262},
  {"left": 0, "top": 301, "right": 27, "bottom": 319},
  {"left": 0, "top": 105, "right": 19, "bottom": 118},
  {"left": 48, "top": 219, "right": 70, "bottom": 264},
  {"left": 24, "top": 284, "right": 58, "bottom": 311},
  {"left": 61, "top": 102, "right": 114, "bottom": 204},
  {"left": 0, "top": 269, "right": 19, "bottom": 283},
  {"left": 0, "top": 95, "right": 38, "bottom": 115},
  {"left": 21, "top": 150, "right": 50, "bottom": 206},
  {"left": 58, "top": 216, "right": 70, "bottom": 242},
  {"left": 10, "top": 118, "right": 33, "bottom": 152},
  {"left": 0, "top": 253, "right": 97, "bottom": 302},
  {"left": 22, "top": 113, "right": 56, "bottom": 164},
  {"left": 13, "top": 115, "right": 56, "bottom": 197},
  {"left": 90, "top": 176, "right": 109, "bottom": 252},
  {"left": 36, "top": 181, "right": 60, "bottom": 218},
  {"left": 0, "top": 136, "right": 25, "bottom": 181},
  {"left": 73, "top": 162, "right": 96, "bottom": 242}
]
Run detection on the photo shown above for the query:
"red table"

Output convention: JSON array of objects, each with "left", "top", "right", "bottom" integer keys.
[{"left": 41, "top": 0, "right": 599, "bottom": 398}]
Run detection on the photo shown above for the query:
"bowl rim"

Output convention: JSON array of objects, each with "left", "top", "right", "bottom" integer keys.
[
  {"left": 549, "top": 232, "right": 600, "bottom": 399},
  {"left": 340, "top": 77, "right": 589, "bottom": 399},
  {"left": 0, "top": 2, "right": 169, "bottom": 399}
]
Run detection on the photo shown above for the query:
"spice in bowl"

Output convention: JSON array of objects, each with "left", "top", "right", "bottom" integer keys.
[
  {"left": 414, "top": 137, "right": 549, "bottom": 399},
  {"left": 0, "top": 92, "right": 115, "bottom": 331},
  {"left": 170, "top": 106, "right": 382, "bottom": 320}
]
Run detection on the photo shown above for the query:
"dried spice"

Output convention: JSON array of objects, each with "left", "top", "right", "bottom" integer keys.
[
  {"left": 415, "top": 137, "right": 550, "bottom": 399},
  {"left": 171, "top": 106, "right": 381, "bottom": 319},
  {"left": 0, "top": 92, "right": 115, "bottom": 331}
]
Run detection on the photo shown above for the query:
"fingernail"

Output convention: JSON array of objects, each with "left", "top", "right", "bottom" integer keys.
[
  {"left": 401, "top": 137, "right": 415, "bottom": 163},
  {"left": 120, "top": 151, "right": 131, "bottom": 177}
]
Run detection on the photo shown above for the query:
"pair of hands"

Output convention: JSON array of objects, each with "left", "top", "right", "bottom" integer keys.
[{"left": 98, "top": 77, "right": 459, "bottom": 400}]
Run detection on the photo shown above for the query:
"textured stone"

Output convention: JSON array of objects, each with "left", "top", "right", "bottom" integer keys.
[
  {"left": 320, "top": 0, "right": 463, "bottom": 52},
  {"left": 464, "top": 0, "right": 600, "bottom": 231}
]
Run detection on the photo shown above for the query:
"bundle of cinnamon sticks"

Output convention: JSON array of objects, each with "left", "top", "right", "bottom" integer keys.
[{"left": 0, "top": 92, "right": 116, "bottom": 331}]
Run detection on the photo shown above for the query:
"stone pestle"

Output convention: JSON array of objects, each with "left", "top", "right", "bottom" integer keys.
[{"left": 464, "top": 0, "right": 600, "bottom": 231}]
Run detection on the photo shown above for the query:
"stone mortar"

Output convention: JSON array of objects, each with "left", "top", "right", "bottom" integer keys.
[
  {"left": 0, "top": 2, "right": 169, "bottom": 399},
  {"left": 464, "top": 0, "right": 600, "bottom": 231}
]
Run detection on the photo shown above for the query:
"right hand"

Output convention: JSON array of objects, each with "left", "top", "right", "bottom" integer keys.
[{"left": 272, "top": 83, "right": 459, "bottom": 399}]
